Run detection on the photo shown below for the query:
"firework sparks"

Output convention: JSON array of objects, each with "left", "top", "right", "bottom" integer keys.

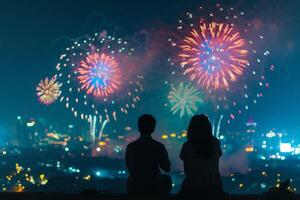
[
  {"left": 168, "top": 4, "right": 273, "bottom": 124},
  {"left": 77, "top": 53, "right": 121, "bottom": 97},
  {"left": 36, "top": 76, "right": 61, "bottom": 105},
  {"left": 55, "top": 31, "right": 143, "bottom": 122},
  {"left": 168, "top": 82, "right": 203, "bottom": 118},
  {"left": 179, "top": 22, "right": 249, "bottom": 90}
]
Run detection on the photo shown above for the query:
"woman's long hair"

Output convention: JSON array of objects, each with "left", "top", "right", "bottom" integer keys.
[{"left": 187, "top": 114, "right": 214, "bottom": 159}]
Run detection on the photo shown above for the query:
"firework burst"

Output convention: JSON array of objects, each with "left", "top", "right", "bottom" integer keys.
[
  {"left": 179, "top": 22, "right": 249, "bottom": 90},
  {"left": 168, "top": 82, "right": 203, "bottom": 118},
  {"left": 167, "top": 3, "right": 273, "bottom": 124},
  {"left": 56, "top": 31, "right": 143, "bottom": 122},
  {"left": 77, "top": 53, "right": 121, "bottom": 97},
  {"left": 36, "top": 76, "right": 61, "bottom": 105}
]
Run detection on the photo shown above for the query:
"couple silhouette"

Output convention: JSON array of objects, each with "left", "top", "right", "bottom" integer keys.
[{"left": 125, "top": 114, "right": 226, "bottom": 198}]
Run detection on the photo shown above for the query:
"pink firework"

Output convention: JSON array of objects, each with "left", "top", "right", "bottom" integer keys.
[
  {"left": 179, "top": 22, "right": 249, "bottom": 90},
  {"left": 76, "top": 53, "right": 121, "bottom": 97}
]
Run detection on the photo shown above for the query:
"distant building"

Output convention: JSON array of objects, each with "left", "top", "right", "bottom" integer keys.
[
  {"left": 10, "top": 116, "right": 49, "bottom": 147},
  {"left": 245, "top": 117, "right": 257, "bottom": 134},
  {"left": 10, "top": 116, "right": 30, "bottom": 147},
  {"left": 245, "top": 117, "right": 257, "bottom": 148}
]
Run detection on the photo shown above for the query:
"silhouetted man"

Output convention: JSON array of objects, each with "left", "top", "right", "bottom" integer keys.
[{"left": 126, "top": 114, "right": 172, "bottom": 195}]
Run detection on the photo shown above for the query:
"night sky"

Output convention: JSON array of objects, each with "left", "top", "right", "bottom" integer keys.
[{"left": 0, "top": 0, "right": 300, "bottom": 134}]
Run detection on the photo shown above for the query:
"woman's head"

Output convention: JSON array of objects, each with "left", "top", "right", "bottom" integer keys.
[
  {"left": 187, "top": 114, "right": 212, "bottom": 142},
  {"left": 187, "top": 114, "right": 214, "bottom": 159}
]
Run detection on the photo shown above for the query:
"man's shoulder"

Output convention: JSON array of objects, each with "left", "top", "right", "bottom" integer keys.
[
  {"left": 151, "top": 138, "right": 166, "bottom": 148},
  {"left": 127, "top": 137, "right": 166, "bottom": 149},
  {"left": 126, "top": 140, "right": 139, "bottom": 149}
]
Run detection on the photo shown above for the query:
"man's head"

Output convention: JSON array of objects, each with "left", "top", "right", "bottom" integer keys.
[{"left": 138, "top": 114, "right": 156, "bottom": 136}]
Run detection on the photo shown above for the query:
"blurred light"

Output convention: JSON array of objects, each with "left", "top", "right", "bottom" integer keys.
[
  {"left": 260, "top": 156, "right": 266, "bottom": 160},
  {"left": 64, "top": 147, "right": 69, "bottom": 152},
  {"left": 170, "top": 133, "right": 177, "bottom": 138},
  {"left": 114, "top": 146, "right": 122, "bottom": 153},
  {"left": 162, "top": 134, "right": 168, "bottom": 139},
  {"left": 280, "top": 143, "right": 294, "bottom": 153},
  {"left": 181, "top": 131, "right": 187, "bottom": 137},
  {"left": 83, "top": 175, "right": 91, "bottom": 181},
  {"left": 99, "top": 141, "right": 106, "bottom": 146},
  {"left": 245, "top": 146, "right": 254, "bottom": 152},
  {"left": 117, "top": 170, "right": 126, "bottom": 175},
  {"left": 68, "top": 124, "right": 74, "bottom": 129},
  {"left": 26, "top": 121, "right": 36, "bottom": 127},
  {"left": 219, "top": 135, "right": 225, "bottom": 140},
  {"left": 118, "top": 135, "right": 125, "bottom": 140},
  {"left": 47, "top": 133, "right": 60, "bottom": 140},
  {"left": 96, "top": 147, "right": 101, "bottom": 152},
  {"left": 260, "top": 183, "right": 266, "bottom": 189},
  {"left": 295, "top": 147, "right": 300, "bottom": 155},
  {"left": 96, "top": 171, "right": 101, "bottom": 177},
  {"left": 266, "top": 130, "right": 276, "bottom": 138}
]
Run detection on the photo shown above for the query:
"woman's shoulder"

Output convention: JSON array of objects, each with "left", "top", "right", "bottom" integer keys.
[
  {"left": 180, "top": 141, "right": 191, "bottom": 159},
  {"left": 181, "top": 141, "right": 194, "bottom": 153},
  {"left": 182, "top": 141, "right": 191, "bottom": 148},
  {"left": 180, "top": 141, "right": 193, "bottom": 153}
]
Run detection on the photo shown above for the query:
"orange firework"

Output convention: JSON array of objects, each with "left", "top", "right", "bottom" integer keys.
[
  {"left": 76, "top": 53, "right": 121, "bottom": 97},
  {"left": 179, "top": 22, "right": 249, "bottom": 90},
  {"left": 36, "top": 76, "right": 61, "bottom": 105}
]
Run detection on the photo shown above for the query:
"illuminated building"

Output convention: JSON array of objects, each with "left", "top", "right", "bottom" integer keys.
[
  {"left": 245, "top": 117, "right": 257, "bottom": 134},
  {"left": 10, "top": 116, "right": 31, "bottom": 147},
  {"left": 244, "top": 117, "right": 257, "bottom": 149}
]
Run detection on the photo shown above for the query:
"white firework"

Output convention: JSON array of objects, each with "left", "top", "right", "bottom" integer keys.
[{"left": 168, "top": 82, "right": 203, "bottom": 118}]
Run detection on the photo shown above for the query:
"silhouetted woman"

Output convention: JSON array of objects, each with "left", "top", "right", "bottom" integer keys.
[{"left": 179, "top": 114, "right": 225, "bottom": 197}]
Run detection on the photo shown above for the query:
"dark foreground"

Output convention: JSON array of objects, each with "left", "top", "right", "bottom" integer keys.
[{"left": 0, "top": 193, "right": 299, "bottom": 200}]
